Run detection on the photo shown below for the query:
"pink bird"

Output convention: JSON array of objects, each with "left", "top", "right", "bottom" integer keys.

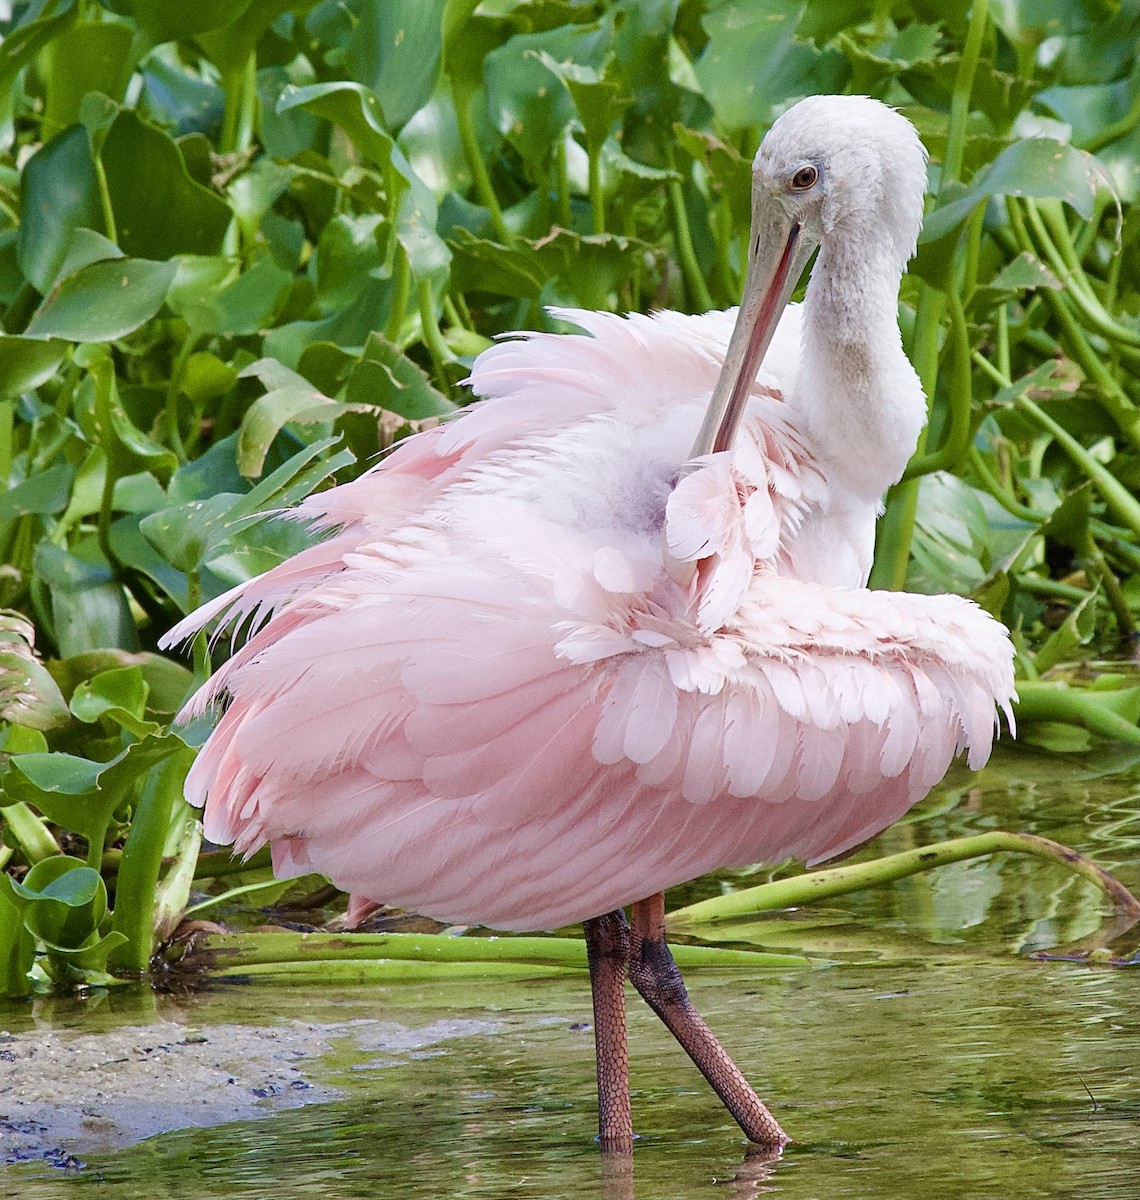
[{"left": 166, "top": 96, "right": 1015, "bottom": 1151}]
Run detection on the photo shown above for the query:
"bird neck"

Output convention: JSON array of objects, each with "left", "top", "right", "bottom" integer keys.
[{"left": 794, "top": 239, "right": 926, "bottom": 502}]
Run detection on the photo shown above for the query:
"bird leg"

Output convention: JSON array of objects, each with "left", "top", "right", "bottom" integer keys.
[
  {"left": 583, "top": 910, "right": 634, "bottom": 1152},
  {"left": 628, "top": 893, "right": 789, "bottom": 1149}
]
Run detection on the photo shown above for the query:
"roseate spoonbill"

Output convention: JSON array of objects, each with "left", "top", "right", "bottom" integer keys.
[{"left": 165, "top": 95, "right": 1015, "bottom": 1151}]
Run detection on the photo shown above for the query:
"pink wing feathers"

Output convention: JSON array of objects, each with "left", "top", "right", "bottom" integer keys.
[{"left": 167, "top": 305, "right": 1016, "bottom": 932}]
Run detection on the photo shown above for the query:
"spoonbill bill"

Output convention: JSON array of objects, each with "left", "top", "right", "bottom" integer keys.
[{"left": 166, "top": 95, "right": 1015, "bottom": 1151}]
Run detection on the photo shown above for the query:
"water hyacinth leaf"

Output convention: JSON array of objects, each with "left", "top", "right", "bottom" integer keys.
[
  {"left": 39, "top": 20, "right": 136, "bottom": 135},
  {"left": 23, "top": 257, "right": 178, "bottom": 342},
  {"left": 484, "top": 27, "right": 586, "bottom": 163},
  {"left": 277, "top": 83, "right": 450, "bottom": 280},
  {"left": 694, "top": 0, "right": 848, "bottom": 132},
  {"left": 178, "top": 256, "right": 293, "bottom": 338},
  {"left": 6, "top": 734, "right": 185, "bottom": 856},
  {"left": 921, "top": 139, "right": 1108, "bottom": 243},
  {"left": 535, "top": 52, "right": 631, "bottom": 156},
  {"left": 237, "top": 358, "right": 356, "bottom": 477},
  {"left": 346, "top": 333, "right": 457, "bottom": 422},
  {"left": 69, "top": 664, "right": 157, "bottom": 738},
  {"left": 971, "top": 251, "right": 1061, "bottom": 310},
  {"left": 674, "top": 125, "right": 751, "bottom": 227},
  {"left": 32, "top": 542, "right": 138, "bottom": 655},
  {"left": 313, "top": 214, "right": 386, "bottom": 312},
  {"left": 51, "top": 227, "right": 124, "bottom": 283},
  {"left": 141, "top": 438, "right": 355, "bottom": 576},
  {"left": 0, "top": 463, "right": 74, "bottom": 521},
  {"left": 99, "top": 109, "right": 232, "bottom": 260},
  {"left": 100, "top": 0, "right": 254, "bottom": 45},
  {"left": 278, "top": 81, "right": 396, "bottom": 174},
  {"left": 347, "top": 0, "right": 448, "bottom": 129},
  {"left": 0, "top": 335, "right": 68, "bottom": 399},
  {"left": 1034, "top": 591, "right": 1098, "bottom": 676},
  {"left": 15, "top": 125, "right": 102, "bottom": 293},
  {"left": 196, "top": 0, "right": 316, "bottom": 80},
  {"left": 0, "top": 611, "right": 69, "bottom": 731}
]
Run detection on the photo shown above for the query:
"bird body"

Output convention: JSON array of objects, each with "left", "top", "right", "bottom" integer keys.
[
  {"left": 167, "top": 95, "right": 1017, "bottom": 1147},
  {"left": 168, "top": 300, "right": 1012, "bottom": 931}
]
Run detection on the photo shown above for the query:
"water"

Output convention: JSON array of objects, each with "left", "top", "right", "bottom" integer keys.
[{"left": 3, "top": 745, "right": 1138, "bottom": 1199}]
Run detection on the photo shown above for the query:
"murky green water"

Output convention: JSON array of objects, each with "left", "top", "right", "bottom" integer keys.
[{"left": 3, "top": 745, "right": 1138, "bottom": 1199}]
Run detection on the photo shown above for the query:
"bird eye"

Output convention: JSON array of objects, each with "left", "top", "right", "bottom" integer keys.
[{"left": 789, "top": 165, "right": 818, "bottom": 192}]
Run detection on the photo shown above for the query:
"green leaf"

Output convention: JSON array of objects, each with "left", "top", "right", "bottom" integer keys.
[
  {"left": 24, "top": 257, "right": 178, "bottom": 342},
  {"left": 535, "top": 52, "right": 631, "bottom": 157},
  {"left": 347, "top": 0, "right": 449, "bottom": 129},
  {"left": 32, "top": 542, "right": 138, "bottom": 656},
  {"left": 0, "top": 462, "right": 74, "bottom": 521},
  {"left": 102, "top": 0, "right": 255, "bottom": 44},
  {"left": 6, "top": 734, "right": 184, "bottom": 855},
  {"left": 694, "top": 0, "right": 848, "bottom": 132},
  {"left": 1034, "top": 590, "right": 1098, "bottom": 675},
  {"left": 346, "top": 333, "right": 458, "bottom": 421},
  {"left": 69, "top": 664, "right": 157, "bottom": 737},
  {"left": 40, "top": 20, "right": 135, "bottom": 135},
  {"left": 99, "top": 109, "right": 232, "bottom": 259},
  {"left": 15, "top": 125, "right": 102, "bottom": 293},
  {"left": 0, "top": 335, "right": 68, "bottom": 400},
  {"left": 0, "top": 610, "right": 70, "bottom": 732},
  {"left": 921, "top": 139, "right": 1109, "bottom": 243},
  {"left": 278, "top": 82, "right": 450, "bottom": 281},
  {"left": 237, "top": 358, "right": 358, "bottom": 478}
]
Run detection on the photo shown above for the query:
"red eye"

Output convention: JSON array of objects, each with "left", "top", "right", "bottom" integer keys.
[{"left": 790, "top": 165, "right": 818, "bottom": 191}]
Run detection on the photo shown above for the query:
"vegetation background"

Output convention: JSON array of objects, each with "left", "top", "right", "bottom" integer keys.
[{"left": 0, "top": 0, "right": 1137, "bottom": 996}]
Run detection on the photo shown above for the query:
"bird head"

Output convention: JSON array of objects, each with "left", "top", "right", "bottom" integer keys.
[{"left": 689, "top": 95, "right": 928, "bottom": 463}]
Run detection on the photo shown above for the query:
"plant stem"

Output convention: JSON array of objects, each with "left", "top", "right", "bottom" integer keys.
[
  {"left": 668, "top": 831, "right": 1140, "bottom": 927},
  {"left": 177, "top": 928, "right": 806, "bottom": 974},
  {"left": 384, "top": 244, "right": 411, "bottom": 343},
  {"left": 451, "top": 78, "right": 509, "bottom": 242},
  {"left": 417, "top": 278, "right": 452, "bottom": 393},
  {"left": 1014, "top": 681, "right": 1140, "bottom": 745},
  {"left": 587, "top": 140, "right": 605, "bottom": 234},
  {"left": 667, "top": 156, "right": 712, "bottom": 312}
]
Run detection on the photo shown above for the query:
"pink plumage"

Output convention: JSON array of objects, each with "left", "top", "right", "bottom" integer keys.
[{"left": 166, "top": 301, "right": 1015, "bottom": 932}]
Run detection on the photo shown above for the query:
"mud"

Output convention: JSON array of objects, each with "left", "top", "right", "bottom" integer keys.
[{"left": 0, "top": 1016, "right": 498, "bottom": 1169}]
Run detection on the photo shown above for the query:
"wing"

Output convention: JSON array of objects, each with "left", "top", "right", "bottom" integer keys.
[{"left": 179, "top": 515, "right": 1015, "bottom": 932}]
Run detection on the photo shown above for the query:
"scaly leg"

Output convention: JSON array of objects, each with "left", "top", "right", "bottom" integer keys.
[
  {"left": 583, "top": 910, "right": 634, "bottom": 1152},
  {"left": 628, "top": 893, "right": 788, "bottom": 1149}
]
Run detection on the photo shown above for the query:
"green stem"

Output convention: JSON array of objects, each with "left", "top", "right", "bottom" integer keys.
[
  {"left": 1017, "top": 394, "right": 1140, "bottom": 536},
  {"left": 0, "top": 399, "right": 12, "bottom": 487},
  {"left": 451, "top": 79, "right": 509, "bottom": 242},
  {"left": 587, "top": 139, "right": 605, "bottom": 235},
  {"left": 219, "top": 52, "right": 258, "bottom": 156},
  {"left": 178, "top": 929, "right": 806, "bottom": 974},
  {"left": 968, "top": 445, "right": 1042, "bottom": 522},
  {"left": 417, "top": 278, "right": 452, "bottom": 393},
  {"left": 93, "top": 155, "right": 118, "bottom": 244},
  {"left": 667, "top": 159, "right": 712, "bottom": 312},
  {"left": 1013, "top": 680, "right": 1140, "bottom": 746},
  {"left": 164, "top": 333, "right": 198, "bottom": 462},
  {"left": 668, "top": 832, "right": 1140, "bottom": 927},
  {"left": 384, "top": 244, "right": 411, "bottom": 343},
  {"left": 554, "top": 137, "right": 572, "bottom": 227},
  {"left": 902, "top": 290, "right": 973, "bottom": 479},
  {"left": 0, "top": 801, "right": 59, "bottom": 863},
  {"left": 944, "top": 0, "right": 990, "bottom": 186},
  {"left": 109, "top": 750, "right": 192, "bottom": 973},
  {"left": 1079, "top": 533, "right": 1136, "bottom": 639}
]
